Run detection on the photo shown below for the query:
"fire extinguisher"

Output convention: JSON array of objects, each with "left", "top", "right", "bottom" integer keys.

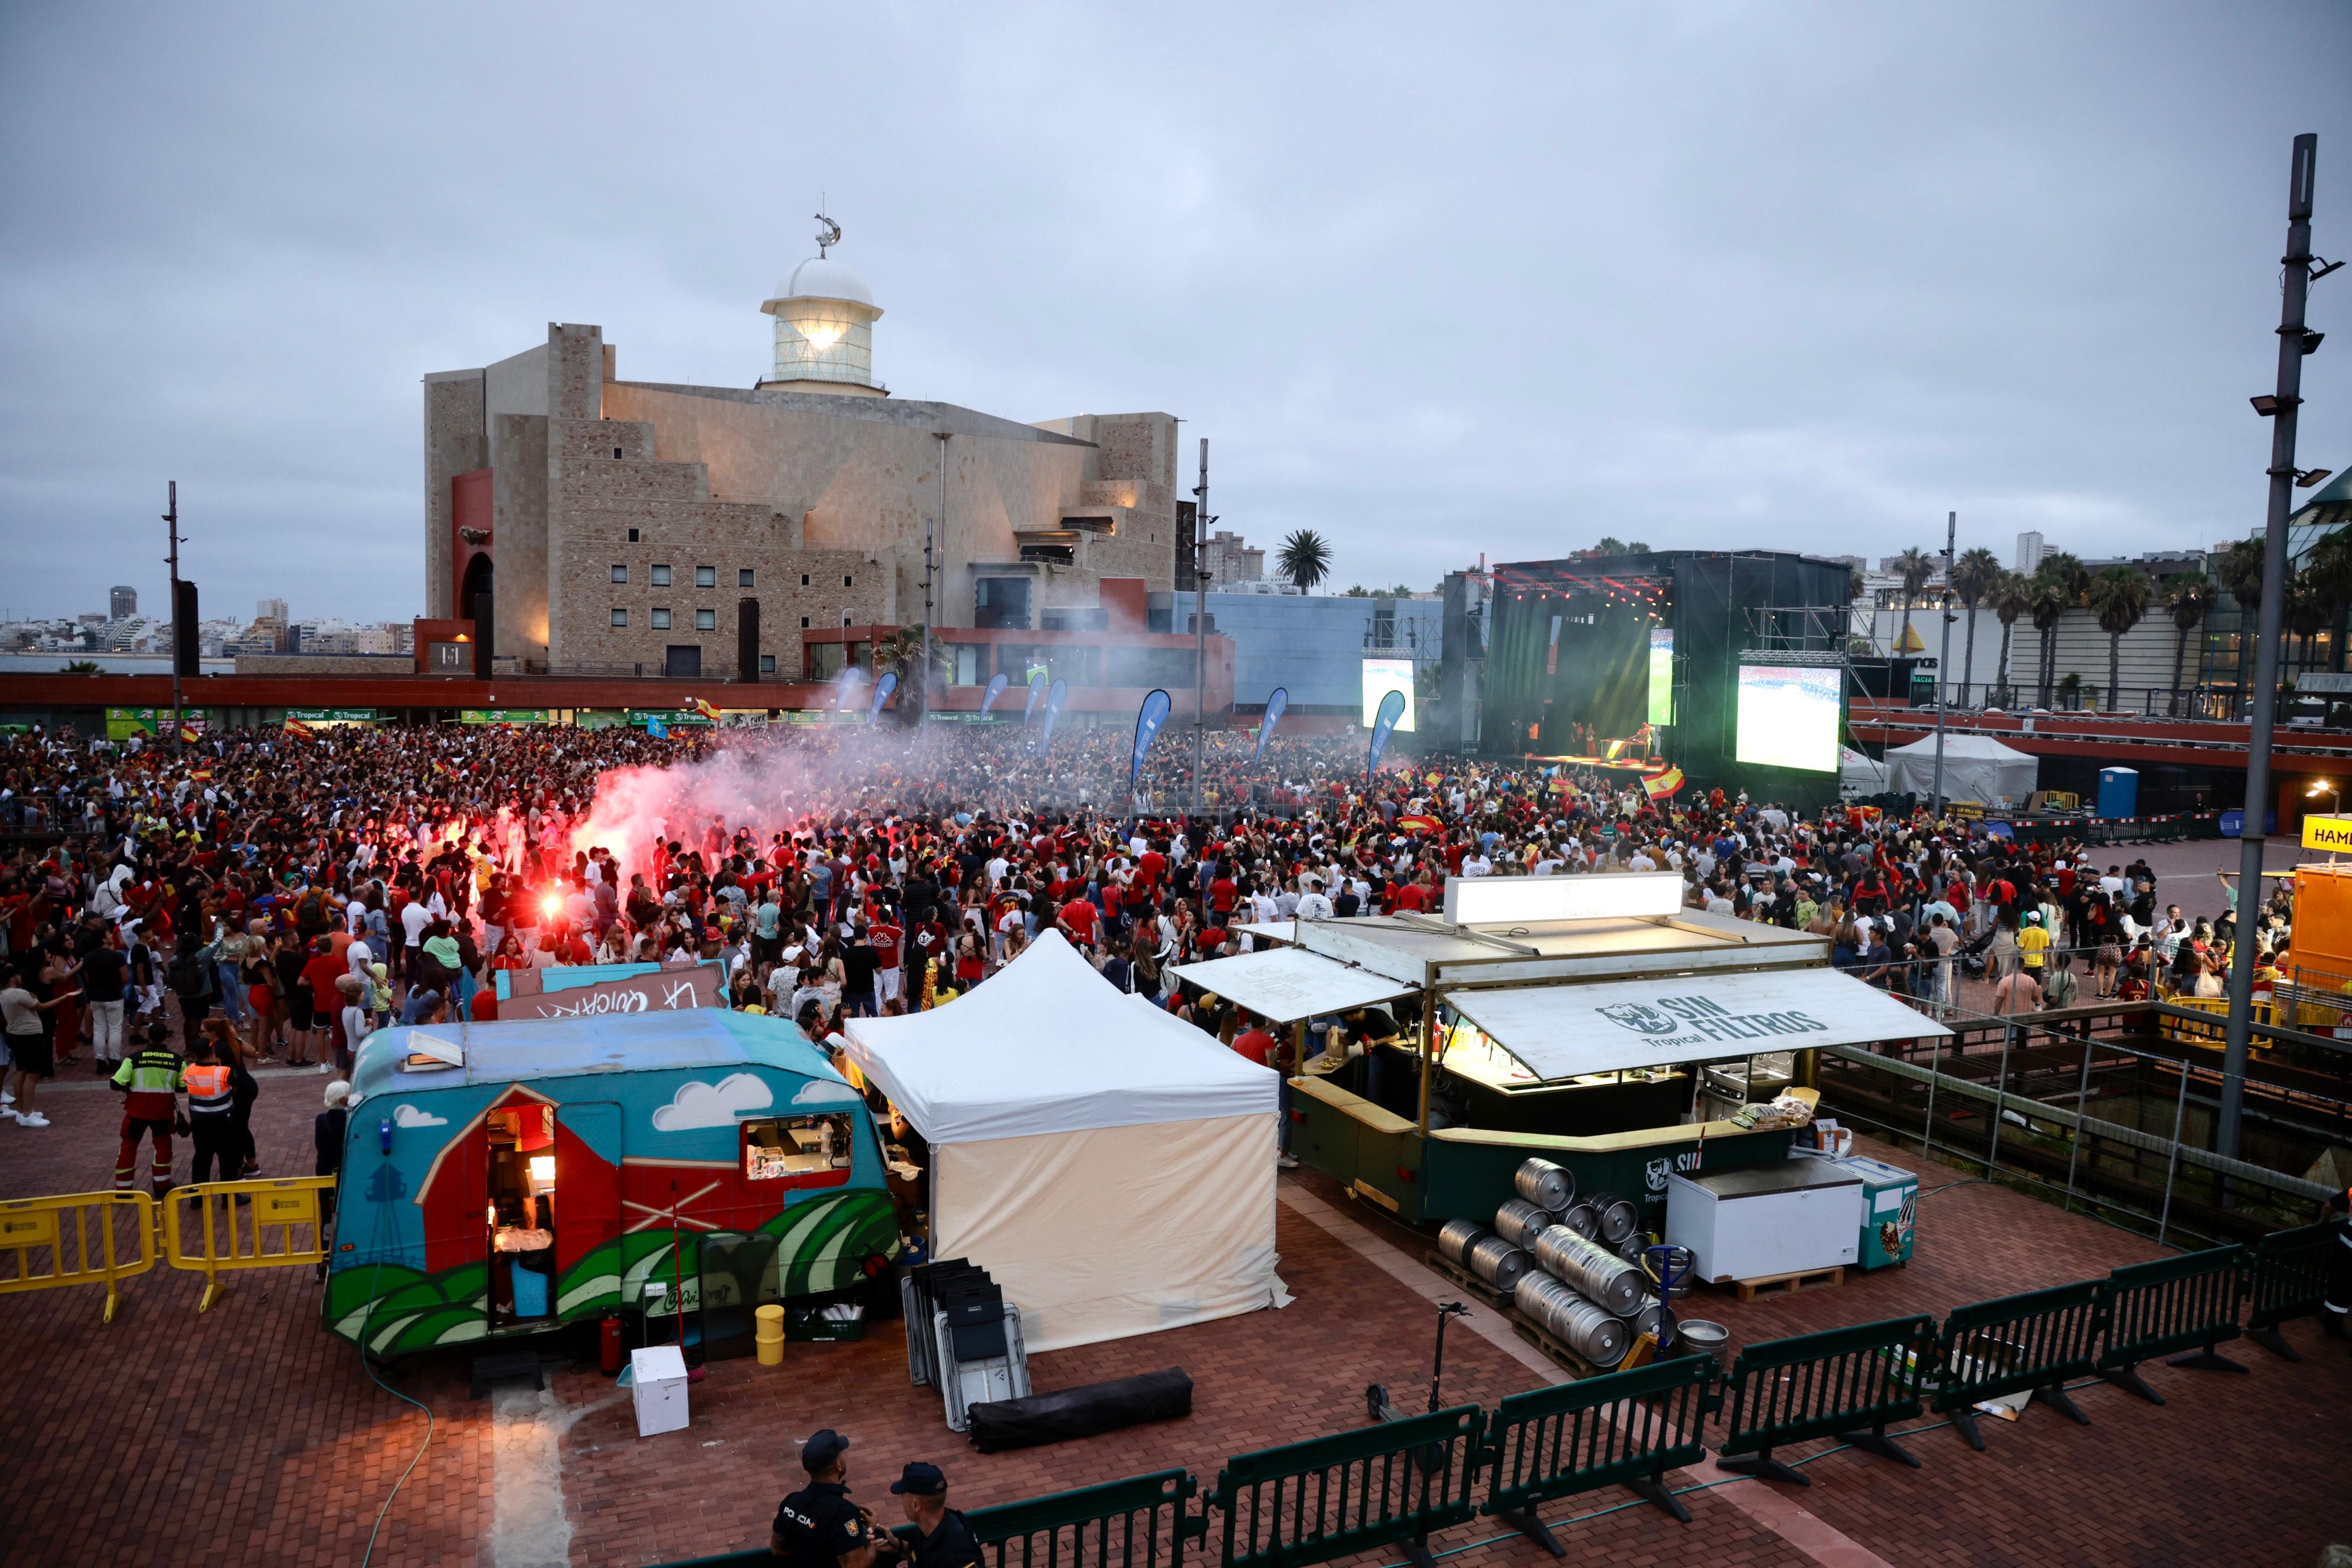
[{"left": 599, "top": 1313, "right": 625, "bottom": 1376}]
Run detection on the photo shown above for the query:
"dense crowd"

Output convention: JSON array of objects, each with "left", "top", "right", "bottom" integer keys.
[{"left": 0, "top": 718, "right": 2297, "bottom": 1177}]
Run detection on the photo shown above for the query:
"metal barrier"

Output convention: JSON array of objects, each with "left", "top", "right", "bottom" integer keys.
[
  {"left": 1479, "top": 1356, "right": 1719, "bottom": 1551},
  {"left": 1926, "top": 1280, "right": 2103, "bottom": 1451},
  {"left": 160, "top": 1176, "right": 335, "bottom": 1312},
  {"left": 1207, "top": 1405, "right": 1481, "bottom": 1568},
  {"left": 971, "top": 1469, "right": 1204, "bottom": 1568},
  {"left": 1715, "top": 1315, "right": 1936, "bottom": 1487},
  {"left": 2092, "top": 1246, "right": 2248, "bottom": 1405},
  {"left": 0, "top": 1190, "right": 157, "bottom": 1323},
  {"left": 2243, "top": 1222, "right": 2345, "bottom": 1361}
]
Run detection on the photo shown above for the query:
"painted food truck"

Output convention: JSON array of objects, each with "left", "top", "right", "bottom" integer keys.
[{"left": 324, "top": 1009, "right": 900, "bottom": 1358}]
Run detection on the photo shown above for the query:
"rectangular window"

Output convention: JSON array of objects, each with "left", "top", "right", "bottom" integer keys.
[
  {"left": 612, "top": 446, "right": 623, "bottom": 459},
  {"left": 651, "top": 564, "right": 672, "bottom": 587},
  {"left": 651, "top": 607, "right": 671, "bottom": 631},
  {"left": 695, "top": 607, "right": 716, "bottom": 631},
  {"left": 843, "top": 574, "right": 854, "bottom": 587},
  {"left": 610, "top": 608, "right": 628, "bottom": 628},
  {"left": 627, "top": 528, "right": 641, "bottom": 543},
  {"left": 739, "top": 569, "right": 755, "bottom": 588},
  {"left": 801, "top": 574, "right": 811, "bottom": 587},
  {"left": 800, "top": 616, "right": 811, "bottom": 629},
  {"left": 759, "top": 654, "right": 776, "bottom": 674},
  {"left": 743, "top": 1113, "right": 855, "bottom": 1182},
  {"left": 610, "top": 564, "right": 628, "bottom": 584},
  {"left": 695, "top": 566, "right": 716, "bottom": 588}
]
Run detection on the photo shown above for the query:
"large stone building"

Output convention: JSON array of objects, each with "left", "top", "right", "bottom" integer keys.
[{"left": 423, "top": 231, "right": 1182, "bottom": 678}]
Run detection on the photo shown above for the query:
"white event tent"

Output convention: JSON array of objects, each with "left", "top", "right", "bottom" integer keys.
[
  {"left": 1883, "top": 733, "right": 2039, "bottom": 807},
  {"left": 841, "top": 930, "right": 1283, "bottom": 1353}
]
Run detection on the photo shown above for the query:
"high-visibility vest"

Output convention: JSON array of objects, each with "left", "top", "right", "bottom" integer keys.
[
  {"left": 112, "top": 1048, "right": 184, "bottom": 1119},
  {"left": 182, "top": 1062, "right": 233, "bottom": 1116}
]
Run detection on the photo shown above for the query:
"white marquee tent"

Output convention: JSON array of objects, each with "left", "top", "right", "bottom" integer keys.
[
  {"left": 841, "top": 930, "right": 1282, "bottom": 1353},
  {"left": 1839, "top": 746, "right": 1889, "bottom": 798},
  {"left": 1883, "top": 733, "right": 2039, "bottom": 807}
]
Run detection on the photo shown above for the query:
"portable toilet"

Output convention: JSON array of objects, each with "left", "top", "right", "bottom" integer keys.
[{"left": 2096, "top": 767, "right": 2139, "bottom": 819}]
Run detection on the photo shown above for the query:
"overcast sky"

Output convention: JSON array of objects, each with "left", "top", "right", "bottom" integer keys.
[{"left": 3, "top": 2, "right": 2348, "bottom": 623}]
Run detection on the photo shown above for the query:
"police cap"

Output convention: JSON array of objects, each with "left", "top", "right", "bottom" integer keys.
[
  {"left": 802, "top": 1429, "right": 851, "bottom": 1472},
  {"left": 890, "top": 1463, "right": 946, "bottom": 1497}
]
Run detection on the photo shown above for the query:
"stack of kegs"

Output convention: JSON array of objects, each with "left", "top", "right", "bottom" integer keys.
[
  {"left": 1435, "top": 1218, "right": 1529, "bottom": 1292},
  {"left": 1494, "top": 1158, "right": 1667, "bottom": 1370}
]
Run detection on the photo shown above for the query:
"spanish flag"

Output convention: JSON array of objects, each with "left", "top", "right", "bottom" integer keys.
[
  {"left": 1395, "top": 814, "right": 1443, "bottom": 835},
  {"left": 433, "top": 757, "right": 455, "bottom": 776},
  {"left": 179, "top": 725, "right": 201, "bottom": 744},
  {"left": 284, "top": 718, "right": 315, "bottom": 740},
  {"left": 1641, "top": 766, "right": 1685, "bottom": 801},
  {"left": 691, "top": 697, "right": 722, "bottom": 722}
]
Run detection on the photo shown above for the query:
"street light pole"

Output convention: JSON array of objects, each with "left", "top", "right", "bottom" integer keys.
[
  {"left": 926, "top": 432, "right": 947, "bottom": 727},
  {"left": 164, "top": 480, "right": 182, "bottom": 757},
  {"left": 1931, "top": 509, "right": 1955, "bottom": 816},
  {"left": 2220, "top": 132, "right": 2324, "bottom": 1169},
  {"left": 1191, "top": 437, "right": 1208, "bottom": 818}
]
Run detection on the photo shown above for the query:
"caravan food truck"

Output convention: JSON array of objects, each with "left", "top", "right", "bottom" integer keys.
[{"left": 324, "top": 1009, "right": 900, "bottom": 1358}]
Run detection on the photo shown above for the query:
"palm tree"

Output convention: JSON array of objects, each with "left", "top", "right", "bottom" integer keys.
[
  {"left": 1891, "top": 547, "right": 1935, "bottom": 652},
  {"left": 1592, "top": 536, "right": 1628, "bottom": 556},
  {"left": 874, "top": 623, "right": 951, "bottom": 709},
  {"left": 2216, "top": 537, "right": 2265, "bottom": 610},
  {"left": 2162, "top": 571, "right": 2212, "bottom": 710},
  {"left": 1991, "top": 570, "right": 2032, "bottom": 704},
  {"left": 2285, "top": 567, "right": 2333, "bottom": 670},
  {"left": 2030, "top": 553, "right": 2085, "bottom": 707},
  {"left": 1949, "top": 547, "right": 2002, "bottom": 701},
  {"left": 61, "top": 659, "right": 101, "bottom": 674},
  {"left": 2086, "top": 564, "right": 2152, "bottom": 712},
  {"left": 1275, "top": 530, "right": 1332, "bottom": 593}
]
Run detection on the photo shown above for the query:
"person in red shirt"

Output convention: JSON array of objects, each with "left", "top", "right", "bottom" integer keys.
[
  {"left": 299, "top": 937, "right": 346, "bottom": 1069},
  {"left": 1136, "top": 845, "right": 1167, "bottom": 899},
  {"left": 1059, "top": 897, "right": 1099, "bottom": 949},
  {"left": 1231, "top": 1015, "right": 1278, "bottom": 1067},
  {"left": 1210, "top": 873, "right": 1237, "bottom": 919}
]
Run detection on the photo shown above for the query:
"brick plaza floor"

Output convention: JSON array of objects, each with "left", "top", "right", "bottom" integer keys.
[{"left": 1, "top": 1057, "right": 2346, "bottom": 1568}]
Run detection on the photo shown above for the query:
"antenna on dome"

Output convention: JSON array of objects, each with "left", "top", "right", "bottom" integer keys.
[{"left": 815, "top": 203, "right": 841, "bottom": 259}]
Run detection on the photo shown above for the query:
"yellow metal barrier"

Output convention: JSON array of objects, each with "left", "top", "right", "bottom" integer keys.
[
  {"left": 162, "top": 1177, "right": 335, "bottom": 1312},
  {"left": 0, "top": 1190, "right": 158, "bottom": 1323}
]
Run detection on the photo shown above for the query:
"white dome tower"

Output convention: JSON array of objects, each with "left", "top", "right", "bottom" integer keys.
[{"left": 759, "top": 212, "right": 885, "bottom": 397}]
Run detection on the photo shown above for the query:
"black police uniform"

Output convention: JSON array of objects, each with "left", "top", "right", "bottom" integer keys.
[
  {"left": 775, "top": 1481, "right": 867, "bottom": 1568},
  {"left": 903, "top": 1509, "right": 983, "bottom": 1568}
]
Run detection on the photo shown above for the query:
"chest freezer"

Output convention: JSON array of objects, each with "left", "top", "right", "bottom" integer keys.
[{"left": 1664, "top": 1160, "right": 1864, "bottom": 1283}]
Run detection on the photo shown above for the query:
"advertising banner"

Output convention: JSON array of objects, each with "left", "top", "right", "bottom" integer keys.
[
  {"left": 1040, "top": 678, "right": 1069, "bottom": 749},
  {"left": 1368, "top": 688, "right": 1407, "bottom": 779},
  {"left": 1256, "top": 687, "right": 1288, "bottom": 762},
  {"left": 1131, "top": 689, "right": 1171, "bottom": 788}
]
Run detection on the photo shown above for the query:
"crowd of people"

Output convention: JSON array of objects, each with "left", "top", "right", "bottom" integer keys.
[{"left": 0, "top": 715, "right": 2298, "bottom": 1191}]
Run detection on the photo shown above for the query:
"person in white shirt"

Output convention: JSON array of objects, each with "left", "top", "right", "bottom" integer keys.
[
  {"left": 1626, "top": 848, "right": 1656, "bottom": 873},
  {"left": 1296, "top": 880, "right": 1335, "bottom": 921},
  {"left": 1462, "top": 852, "right": 1493, "bottom": 877}
]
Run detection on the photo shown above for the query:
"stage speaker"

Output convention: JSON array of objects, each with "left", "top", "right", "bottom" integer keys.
[{"left": 739, "top": 597, "right": 760, "bottom": 682}]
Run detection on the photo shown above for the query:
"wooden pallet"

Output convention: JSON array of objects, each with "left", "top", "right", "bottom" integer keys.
[
  {"left": 1511, "top": 1316, "right": 1614, "bottom": 1381},
  {"left": 1422, "top": 1250, "right": 1513, "bottom": 1311},
  {"left": 1732, "top": 1265, "right": 1844, "bottom": 1304}
]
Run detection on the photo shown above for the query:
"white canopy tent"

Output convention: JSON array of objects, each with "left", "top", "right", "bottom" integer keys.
[
  {"left": 842, "top": 930, "right": 1282, "bottom": 1353},
  {"left": 1839, "top": 746, "right": 1889, "bottom": 798},
  {"left": 1445, "top": 967, "right": 1950, "bottom": 1082},
  {"left": 1169, "top": 946, "right": 1417, "bottom": 1025},
  {"left": 1883, "top": 733, "right": 2038, "bottom": 807}
]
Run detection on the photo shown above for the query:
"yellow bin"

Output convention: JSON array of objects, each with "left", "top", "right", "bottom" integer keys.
[{"left": 755, "top": 1303, "right": 786, "bottom": 1366}]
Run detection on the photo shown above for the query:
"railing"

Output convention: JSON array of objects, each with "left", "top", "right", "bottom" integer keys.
[
  {"left": 2092, "top": 1246, "right": 2249, "bottom": 1405},
  {"left": 0, "top": 1190, "right": 156, "bottom": 1323},
  {"left": 159, "top": 1176, "right": 335, "bottom": 1312},
  {"left": 1926, "top": 1280, "right": 2104, "bottom": 1450},
  {"left": 1479, "top": 1356, "right": 1719, "bottom": 1544},
  {"left": 1714, "top": 1316, "right": 1938, "bottom": 1486},
  {"left": 1863, "top": 681, "right": 2352, "bottom": 727},
  {"left": 968, "top": 1469, "right": 1204, "bottom": 1568},
  {"left": 1207, "top": 1406, "right": 1482, "bottom": 1568},
  {"left": 2243, "top": 1221, "right": 2344, "bottom": 1361}
]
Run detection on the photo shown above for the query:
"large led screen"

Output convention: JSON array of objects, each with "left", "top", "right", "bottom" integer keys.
[
  {"left": 1734, "top": 664, "right": 1840, "bottom": 772},
  {"left": 1361, "top": 657, "right": 1416, "bottom": 733},
  {"left": 1647, "top": 628, "right": 1674, "bottom": 727}
]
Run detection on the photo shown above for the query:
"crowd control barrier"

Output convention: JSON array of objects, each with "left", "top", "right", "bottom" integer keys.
[
  {"left": 2091, "top": 1245, "right": 2248, "bottom": 1405},
  {"left": 2243, "top": 1222, "right": 2344, "bottom": 1361},
  {"left": 1479, "top": 1355, "right": 1719, "bottom": 1551},
  {"left": 1926, "top": 1280, "right": 2103, "bottom": 1450},
  {"left": 1207, "top": 1405, "right": 1481, "bottom": 1568},
  {"left": 964, "top": 1469, "right": 1205, "bottom": 1568},
  {"left": 0, "top": 1190, "right": 156, "bottom": 1323},
  {"left": 160, "top": 1176, "right": 335, "bottom": 1312},
  {"left": 1715, "top": 1316, "right": 1936, "bottom": 1487}
]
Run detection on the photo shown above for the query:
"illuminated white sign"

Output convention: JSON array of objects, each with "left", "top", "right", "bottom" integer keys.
[
  {"left": 1441, "top": 871, "right": 1684, "bottom": 926},
  {"left": 1361, "top": 657, "right": 1416, "bottom": 733}
]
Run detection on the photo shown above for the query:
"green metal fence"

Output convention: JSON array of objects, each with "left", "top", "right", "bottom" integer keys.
[
  {"left": 1207, "top": 1405, "right": 1482, "bottom": 1568},
  {"left": 972, "top": 1469, "right": 1204, "bottom": 1568},
  {"left": 2243, "top": 1221, "right": 2345, "bottom": 1361},
  {"left": 1926, "top": 1280, "right": 2103, "bottom": 1451},
  {"left": 2092, "top": 1244, "right": 2249, "bottom": 1405},
  {"left": 1716, "top": 1315, "right": 1937, "bottom": 1487},
  {"left": 1479, "top": 1355, "right": 1719, "bottom": 1551}
]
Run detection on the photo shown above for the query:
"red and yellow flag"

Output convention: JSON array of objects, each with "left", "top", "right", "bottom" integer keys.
[
  {"left": 1640, "top": 766, "right": 1685, "bottom": 801},
  {"left": 283, "top": 718, "right": 315, "bottom": 740},
  {"left": 691, "top": 697, "right": 723, "bottom": 722}
]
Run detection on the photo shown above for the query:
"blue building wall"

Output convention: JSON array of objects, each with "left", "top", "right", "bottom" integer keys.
[{"left": 1149, "top": 592, "right": 1442, "bottom": 713}]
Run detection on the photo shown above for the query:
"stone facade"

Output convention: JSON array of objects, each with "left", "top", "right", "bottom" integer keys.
[{"left": 425, "top": 321, "right": 1177, "bottom": 677}]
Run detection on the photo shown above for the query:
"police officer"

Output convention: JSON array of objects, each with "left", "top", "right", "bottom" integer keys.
[
  {"left": 883, "top": 1464, "right": 981, "bottom": 1568},
  {"left": 773, "top": 1430, "right": 878, "bottom": 1568}
]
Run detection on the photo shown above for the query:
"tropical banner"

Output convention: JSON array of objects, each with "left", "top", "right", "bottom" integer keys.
[
  {"left": 979, "top": 672, "right": 1011, "bottom": 716},
  {"left": 1368, "top": 688, "right": 1407, "bottom": 780},
  {"left": 1256, "top": 687, "right": 1288, "bottom": 762},
  {"left": 1131, "top": 689, "right": 1172, "bottom": 789},
  {"left": 1039, "top": 678, "right": 1069, "bottom": 749},
  {"left": 869, "top": 671, "right": 898, "bottom": 720},
  {"left": 1022, "top": 669, "right": 1049, "bottom": 725}
]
